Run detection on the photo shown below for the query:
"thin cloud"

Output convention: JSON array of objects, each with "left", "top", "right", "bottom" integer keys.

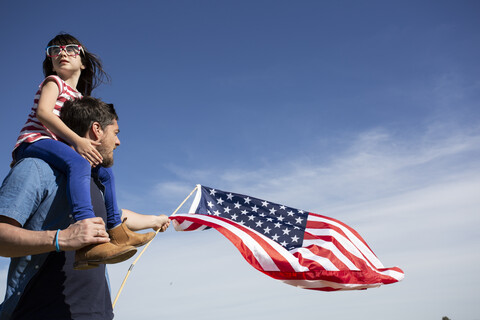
[{"left": 153, "top": 120, "right": 480, "bottom": 212}]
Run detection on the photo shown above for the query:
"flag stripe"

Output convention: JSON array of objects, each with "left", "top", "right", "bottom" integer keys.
[{"left": 292, "top": 247, "right": 340, "bottom": 271}]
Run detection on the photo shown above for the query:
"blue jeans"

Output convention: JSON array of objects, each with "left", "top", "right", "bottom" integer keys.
[{"left": 15, "top": 139, "right": 122, "bottom": 229}]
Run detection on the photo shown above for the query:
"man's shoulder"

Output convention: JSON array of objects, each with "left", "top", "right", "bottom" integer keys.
[
  {"left": 13, "top": 158, "right": 55, "bottom": 175},
  {"left": 14, "top": 157, "right": 53, "bottom": 171},
  {"left": 5, "top": 158, "right": 62, "bottom": 187}
]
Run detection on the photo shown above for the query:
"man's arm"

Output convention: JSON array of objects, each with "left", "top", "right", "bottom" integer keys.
[
  {"left": 0, "top": 216, "right": 110, "bottom": 257},
  {"left": 121, "top": 209, "right": 170, "bottom": 232}
]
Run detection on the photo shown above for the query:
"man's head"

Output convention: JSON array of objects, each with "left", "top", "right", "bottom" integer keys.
[{"left": 61, "top": 97, "right": 120, "bottom": 167}]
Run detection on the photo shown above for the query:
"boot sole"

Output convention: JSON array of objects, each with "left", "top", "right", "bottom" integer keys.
[{"left": 74, "top": 247, "right": 137, "bottom": 270}]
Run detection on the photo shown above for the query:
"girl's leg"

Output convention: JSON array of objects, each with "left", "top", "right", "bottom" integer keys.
[
  {"left": 16, "top": 140, "right": 95, "bottom": 221},
  {"left": 95, "top": 166, "right": 122, "bottom": 229}
]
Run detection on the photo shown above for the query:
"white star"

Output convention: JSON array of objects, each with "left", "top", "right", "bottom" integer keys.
[
  {"left": 255, "top": 220, "right": 263, "bottom": 227},
  {"left": 272, "top": 234, "right": 280, "bottom": 241},
  {"left": 291, "top": 235, "right": 299, "bottom": 242},
  {"left": 231, "top": 213, "right": 238, "bottom": 220},
  {"left": 216, "top": 198, "right": 224, "bottom": 205},
  {"left": 227, "top": 193, "right": 234, "bottom": 200},
  {"left": 274, "top": 222, "right": 281, "bottom": 228},
  {"left": 269, "top": 207, "right": 277, "bottom": 215},
  {"left": 213, "top": 210, "right": 221, "bottom": 216},
  {"left": 295, "top": 217, "right": 303, "bottom": 224},
  {"left": 244, "top": 197, "right": 251, "bottom": 204},
  {"left": 267, "top": 218, "right": 273, "bottom": 222},
  {"left": 248, "top": 215, "right": 255, "bottom": 221},
  {"left": 282, "top": 227, "right": 291, "bottom": 235},
  {"left": 209, "top": 189, "right": 216, "bottom": 195},
  {"left": 277, "top": 215, "right": 284, "bottom": 222},
  {"left": 287, "top": 210, "right": 295, "bottom": 216},
  {"left": 263, "top": 226, "right": 271, "bottom": 234},
  {"left": 241, "top": 210, "right": 248, "bottom": 215},
  {"left": 234, "top": 202, "right": 241, "bottom": 209},
  {"left": 207, "top": 201, "right": 214, "bottom": 208},
  {"left": 259, "top": 213, "right": 266, "bottom": 217},
  {"left": 224, "top": 206, "right": 231, "bottom": 213},
  {"left": 261, "top": 200, "right": 269, "bottom": 207},
  {"left": 298, "top": 210, "right": 304, "bottom": 214},
  {"left": 251, "top": 205, "right": 258, "bottom": 212},
  {"left": 280, "top": 241, "right": 288, "bottom": 247},
  {"left": 239, "top": 220, "right": 245, "bottom": 225},
  {"left": 280, "top": 205, "right": 286, "bottom": 210}
]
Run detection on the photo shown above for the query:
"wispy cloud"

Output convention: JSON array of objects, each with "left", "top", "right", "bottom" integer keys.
[{"left": 153, "top": 119, "right": 480, "bottom": 213}]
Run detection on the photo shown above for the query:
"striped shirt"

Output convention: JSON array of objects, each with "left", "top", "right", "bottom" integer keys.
[{"left": 13, "top": 75, "right": 82, "bottom": 151}]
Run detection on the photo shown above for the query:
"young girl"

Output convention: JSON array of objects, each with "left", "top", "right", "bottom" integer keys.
[{"left": 13, "top": 33, "right": 154, "bottom": 269}]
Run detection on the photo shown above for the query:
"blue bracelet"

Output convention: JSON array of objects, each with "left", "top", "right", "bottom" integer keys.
[{"left": 55, "top": 229, "right": 61, "bottom": 252}]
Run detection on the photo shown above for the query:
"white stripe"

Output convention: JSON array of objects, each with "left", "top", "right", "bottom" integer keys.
[
  {"left": 377, "top": 268, "right": 404, "bottom": 281},
  {"left": 308, "top": 215, "right": 384, "bottom": 268},
  {"left": 290, "top": 247, "right": 340, "bottom": 271},
  {"left": 174, "top": 214, "right": 309, "bottom": 272}
]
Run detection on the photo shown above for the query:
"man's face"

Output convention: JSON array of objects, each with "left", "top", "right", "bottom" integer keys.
[{"left": 97, "top": 119, "right": 120, "bottom": 168}]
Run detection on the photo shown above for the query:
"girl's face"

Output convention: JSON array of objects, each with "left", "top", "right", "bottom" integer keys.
[{"left": 50, "top": 45, "right": 85, "bottom": 79}]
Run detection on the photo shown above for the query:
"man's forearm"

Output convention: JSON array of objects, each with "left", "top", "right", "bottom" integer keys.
[
  {"left": 0, "top": 223, "right": 57, "bottom": 257},
  {"left": 0, "top": 217, "right": 110, "bottom": 257}
]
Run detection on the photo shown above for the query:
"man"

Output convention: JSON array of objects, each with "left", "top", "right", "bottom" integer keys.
[{"left": 0, "top": 97, "right": 169, "bottom": 319}]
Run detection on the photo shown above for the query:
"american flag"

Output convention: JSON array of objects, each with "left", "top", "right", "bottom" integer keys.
[{"left": 170, "top": 185, "right": 404, "bottom": 291}]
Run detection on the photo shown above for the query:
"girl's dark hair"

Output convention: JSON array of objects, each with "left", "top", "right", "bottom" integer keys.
[{"left": 42, "top": 33, "right": 110, "bottom": 96}]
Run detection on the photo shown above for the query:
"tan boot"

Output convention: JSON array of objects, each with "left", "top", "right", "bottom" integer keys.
[
  {"left": 74, "top": 242, "right": 137, "bottom": 270},
  {"left": 108, "top": 218, "right": 155, "bottom": 248}
]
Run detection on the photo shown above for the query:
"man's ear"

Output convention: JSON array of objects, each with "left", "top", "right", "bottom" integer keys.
[{"left": 90, "top": 122, "right": 104, "bottom": 141}]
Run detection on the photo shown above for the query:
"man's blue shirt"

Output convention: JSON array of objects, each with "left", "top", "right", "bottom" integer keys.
[{"left": 0, "top": 158, "right": 113, "bottom": 320}]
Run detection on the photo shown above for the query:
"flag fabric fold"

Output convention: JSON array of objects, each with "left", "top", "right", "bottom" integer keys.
[{"left": 170, "top": 184, "right": 404, "bottom": 291}]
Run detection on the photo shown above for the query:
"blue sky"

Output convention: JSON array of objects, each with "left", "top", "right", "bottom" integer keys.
[{"left": 1, "top": 1, "right": 479, "bottom": 319}]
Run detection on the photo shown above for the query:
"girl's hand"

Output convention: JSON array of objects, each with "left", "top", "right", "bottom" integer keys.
[
  {"left": 152, "top": 215, "right": 170, "bottom": 232},
  {"left": 73, "top": 137, "right": 103, "bottom": 166}
]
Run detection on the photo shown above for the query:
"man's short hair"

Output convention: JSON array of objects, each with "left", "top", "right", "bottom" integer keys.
[{"left": 60, "top": 97, "right": 118, "bottom": 137}]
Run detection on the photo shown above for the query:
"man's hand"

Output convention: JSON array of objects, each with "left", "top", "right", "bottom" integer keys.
[{"left": 58, "top": 217, "right": 110, "bottom": 251}]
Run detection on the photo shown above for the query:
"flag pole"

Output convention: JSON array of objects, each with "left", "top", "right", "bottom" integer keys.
[{"left": 112, "top": 185, "right": 199, "bottom": 309}]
